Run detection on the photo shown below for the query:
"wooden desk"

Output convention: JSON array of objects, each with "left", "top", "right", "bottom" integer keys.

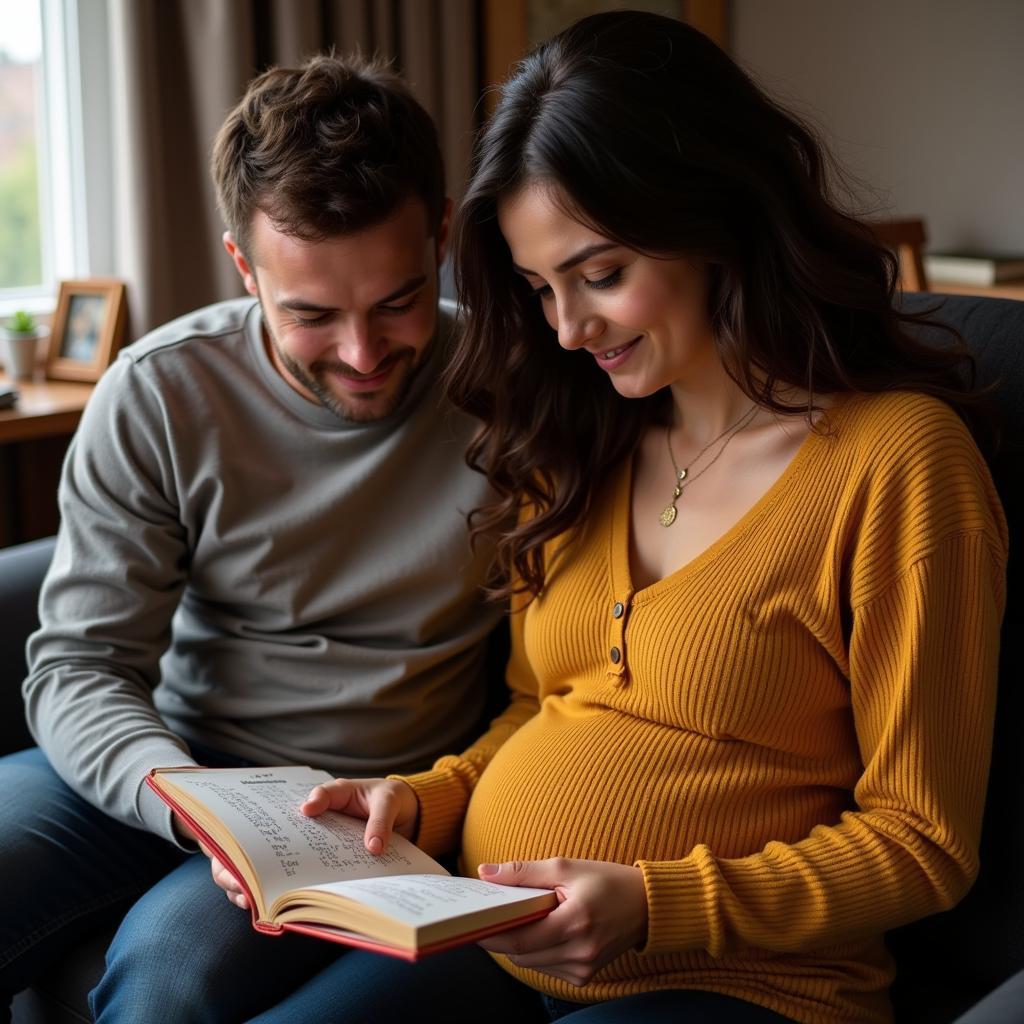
[
  {"left": 0, "top": 372, "right": 94, "bottom": 546},
  {"left": 931, "top": 279, "right": 1024, "bottom": 302},
  {"left": 0, "top": 374, "right": 94, "bottom": 443}
]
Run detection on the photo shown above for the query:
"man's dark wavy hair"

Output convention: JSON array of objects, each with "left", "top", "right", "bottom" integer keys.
[
  {"left": 212, "top": 52, "right": 445, "bottom": 259},
  {"left": 446, "top": 10, "right": 985, "bottom": 599}
]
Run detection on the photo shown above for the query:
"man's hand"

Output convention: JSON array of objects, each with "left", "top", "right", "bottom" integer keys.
[
  {"left": 301, "top": 777, "right": 420, "bottom": 855},
  {"left": 173, "top": 812, "right": 250, "bottom": 910},
  {"left": 477, "top": 858, "right": 648, "bottom": 987}
]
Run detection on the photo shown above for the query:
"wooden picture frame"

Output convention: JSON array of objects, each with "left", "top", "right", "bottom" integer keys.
[{"left": 45, "top": 278, "right": 127, "bottom": 383}]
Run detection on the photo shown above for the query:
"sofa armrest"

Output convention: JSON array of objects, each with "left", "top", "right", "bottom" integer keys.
[{"left": 0, "top": 536, "right": 55, "bottom": 755}]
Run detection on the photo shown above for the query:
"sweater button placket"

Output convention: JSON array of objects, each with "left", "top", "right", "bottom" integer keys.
[{"left": 608, "top": 595, "right": 631, "bottom": 685}]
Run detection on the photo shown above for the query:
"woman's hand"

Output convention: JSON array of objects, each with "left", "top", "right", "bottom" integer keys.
[
  {"left": 178, "top": 777, "right": 421, "bottom": 911},
  {"left": 477, "top": 858, "right": 649, "bottom": 987},
  {"left": 301, "top": 777, "right": 420, "bottom": 855}
]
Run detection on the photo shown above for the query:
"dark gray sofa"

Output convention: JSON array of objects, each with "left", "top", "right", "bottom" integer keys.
[
  {"left": 2, "top": 291, "right": 1022, "bottom": 1022},
  {"left": 2, "top": 539, "right": 112, "bottom": 1024}
]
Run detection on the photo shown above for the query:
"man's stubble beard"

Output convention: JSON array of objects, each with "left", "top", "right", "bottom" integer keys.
[
  {"left": 284, "top": 342, "right": 419, "bottom": 423},
  {"left": 263, "top": 316, "right": 433, "bottom": 424}
]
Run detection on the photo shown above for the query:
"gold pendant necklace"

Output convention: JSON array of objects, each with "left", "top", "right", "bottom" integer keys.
[{"left": 659, "top": 403, "right": 758, "bottom": 527}]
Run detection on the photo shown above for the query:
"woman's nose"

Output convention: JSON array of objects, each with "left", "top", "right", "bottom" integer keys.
[{"left": 552, "top": 300, "right": 603, "bottom": 351}]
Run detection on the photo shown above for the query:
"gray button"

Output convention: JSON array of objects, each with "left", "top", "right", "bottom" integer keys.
[
  {"left": 610, "top": 646, "right": 621, "bottom": 664},
  {"left": 612, "top": 602, "right": 624, "bottom": 619}
]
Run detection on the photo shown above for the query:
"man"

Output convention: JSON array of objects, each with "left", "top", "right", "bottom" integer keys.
[{"left": 0, "top": 55, "right": 500, "bottom": 1022}]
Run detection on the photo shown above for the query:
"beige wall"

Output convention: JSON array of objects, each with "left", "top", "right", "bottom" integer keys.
[
  {"left": 732, "top": 0, "right": 1024, "bottom": 252},
  {"left": 526, "top": 0, "right": 674, "bottom": 45}
]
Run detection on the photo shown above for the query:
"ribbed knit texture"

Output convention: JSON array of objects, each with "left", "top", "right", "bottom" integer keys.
[{"left": 403, "top": 392, "right": 1008, "bottom": 1023}]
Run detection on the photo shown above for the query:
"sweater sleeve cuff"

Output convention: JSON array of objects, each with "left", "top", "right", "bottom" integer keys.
[
  {"left": 133, "top": 748, "right": 200, "bottom": 847},
  {"left": 391, "top": 759, "right": 471, "bottom": 859},
  {"left": 636, "top": 857, "right": 712, "bottom": 956}
]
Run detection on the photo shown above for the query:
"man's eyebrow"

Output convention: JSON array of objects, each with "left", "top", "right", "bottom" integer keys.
[
  {"left": 278, "top": 299, "right": 334, "bottom": 314},
  {"left": 278, "top": 275, "right": 428, "bottom": 313},
  {"left": 512, "top": 242, "right": 619, "bottom": 278},
  {"left": 375, "top": 275, "right": 427, "bottom": 305}
]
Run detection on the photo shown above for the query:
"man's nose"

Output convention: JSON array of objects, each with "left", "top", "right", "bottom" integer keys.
[{"left": 333, "top": 317, "right": 384, "bottom": 373}]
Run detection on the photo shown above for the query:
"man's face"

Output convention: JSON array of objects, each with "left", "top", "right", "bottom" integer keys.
[{"left": 226, "top": 197, "right": 449, "bottom": 422}]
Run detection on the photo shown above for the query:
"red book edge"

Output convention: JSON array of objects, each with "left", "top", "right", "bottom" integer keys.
[
  {"left": 145, "top": 770, "right": 554, "bottom": 959},
  {"left": 146, "top": 770, "right": 275, "bottom": 932},
  {"left": 281, "top": 903, "right": 554, "bottom": 961}
]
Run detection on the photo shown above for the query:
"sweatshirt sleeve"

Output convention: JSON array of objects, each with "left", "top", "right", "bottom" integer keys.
[
  {"left": 23, "top": 357, "right": 198, "bottom": 843},
  {"left": 638, "top": 530, "right": 1004, "bottom": 956},
  {"left": 637, "top": 407, "right": 1008, "bottom": 958},
  {"left": 396, "top": 590, "right": 541, "bottom": 857}
]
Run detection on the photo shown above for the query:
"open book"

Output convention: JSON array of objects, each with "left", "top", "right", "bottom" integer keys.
[{"left": 146, "top": 766, "right": 555, "bottom": 960}]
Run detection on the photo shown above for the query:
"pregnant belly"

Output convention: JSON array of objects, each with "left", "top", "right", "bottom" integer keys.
[
  {"left": 462, "top": 704, "right": 709, "bottom": 871},
  {"left": 460, "top": 700, "right": 847, "bottom": 874}
]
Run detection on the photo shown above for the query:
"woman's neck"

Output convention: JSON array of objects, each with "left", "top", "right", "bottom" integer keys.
[{"left": 667, "top": 369, "right": 755, "bottom": 447}]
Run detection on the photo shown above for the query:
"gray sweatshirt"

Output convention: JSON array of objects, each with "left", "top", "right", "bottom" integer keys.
[{"left": 24, "top": 298, "right": 502, "bottom": 843}]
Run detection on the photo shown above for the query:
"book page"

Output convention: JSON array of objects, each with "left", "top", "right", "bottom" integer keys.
[
  {"left": 160, "top": 767, "right": 446, "bottom": 910},
  {"left": 306, "top": 874, "right": 554, "bottom": 926}
]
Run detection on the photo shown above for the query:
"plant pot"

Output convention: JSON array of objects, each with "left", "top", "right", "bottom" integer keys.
[{"left": 1, "top": 326, "right": 49, "bottom": 380}]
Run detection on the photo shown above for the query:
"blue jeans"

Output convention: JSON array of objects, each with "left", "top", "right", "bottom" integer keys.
[
  {"left": 246, "top": 942, "right": 795, "bottom": 1023},
  {"left": 0, "top": 747, "right": 341, "bottom": 1023}
]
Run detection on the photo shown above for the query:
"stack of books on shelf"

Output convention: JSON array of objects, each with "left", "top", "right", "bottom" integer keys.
[{"left": 924, "top": 251, "right": 1024, "bottom": 287}]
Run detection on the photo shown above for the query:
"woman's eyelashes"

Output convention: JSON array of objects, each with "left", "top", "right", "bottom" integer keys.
[
  {"left": 526, "top": 267, "right": 623, "bottom": 300},
  {"left": 587, "top": 267, "right": 622, "bottom": 290}
]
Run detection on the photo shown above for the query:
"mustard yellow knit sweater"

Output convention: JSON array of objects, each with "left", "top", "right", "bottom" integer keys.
[{"left": 403, "top": 392, "right": 1008, "bottom": 1023}]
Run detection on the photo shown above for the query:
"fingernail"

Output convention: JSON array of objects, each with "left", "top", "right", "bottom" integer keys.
[
  {"left": 368, "top": 836, "right": 383, "bottom": 854},
  {"left": 478, "top": 863, "right": 498, "bottom": 876}
]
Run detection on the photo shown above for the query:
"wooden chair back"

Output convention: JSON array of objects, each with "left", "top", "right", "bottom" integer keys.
[{"left": 868, "top": 218, "right": 930, "bottom": 292}]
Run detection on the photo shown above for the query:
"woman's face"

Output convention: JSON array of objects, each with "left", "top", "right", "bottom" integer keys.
[{"left": 497, "top": 184, "right": 719, "bottom": 399}]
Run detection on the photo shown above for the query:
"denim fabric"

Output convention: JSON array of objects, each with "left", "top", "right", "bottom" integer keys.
[
  {"left": 245, "top": 943, "right": 548, "bottom": 1024},
  {"left": 0, "top": 748, "right": 184, "bottom": 1012},
  {"left": 90, "top": 853, "right": 342, "bottom": 1023},
  {"left": 246, "top": 941, "right": 794, "bottom": 1024},
  {"left": 546, "top": 989, "right": 793, "bottom": 1022},
  {"left": 0, "top": 746, "right": 343, "bottom": 1023}
]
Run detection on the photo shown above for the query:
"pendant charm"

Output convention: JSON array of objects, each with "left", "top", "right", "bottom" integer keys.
[{"left": 659, "top": 504, "right": 678, "bottom": 527}]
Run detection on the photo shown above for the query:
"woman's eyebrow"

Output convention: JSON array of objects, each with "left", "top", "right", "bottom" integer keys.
[{"left": 512, "top": 242, "right": 619, "bottom": 277}]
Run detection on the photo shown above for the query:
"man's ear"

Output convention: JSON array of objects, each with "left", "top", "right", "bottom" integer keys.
[
  {"left": 223, "top": 232, "right": 259, "bottom": 297},
  {"left": 434, "top": 198, "right": 454, "bottom": 267}
]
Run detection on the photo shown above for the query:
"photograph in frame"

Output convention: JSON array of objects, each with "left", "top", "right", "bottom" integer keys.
[{"left": 45, "top": 279, "right": 127, "bottom": 383}]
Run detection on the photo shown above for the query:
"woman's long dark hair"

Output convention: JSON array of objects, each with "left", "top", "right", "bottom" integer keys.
[{"left": 447, "top": 10, "right": 981, "bottom": 598}]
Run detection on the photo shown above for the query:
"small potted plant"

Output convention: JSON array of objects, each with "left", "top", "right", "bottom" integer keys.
[{"left": 2, "top": 309, "right": 49, "bottom": 380}]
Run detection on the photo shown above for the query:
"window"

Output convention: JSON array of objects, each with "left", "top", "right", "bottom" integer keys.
[
  {"left": 0, "top": 0, "right": 111, "bottom": 317},
  {"left": 0, "top": 0, "right": 44, "bottom": 300}
]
